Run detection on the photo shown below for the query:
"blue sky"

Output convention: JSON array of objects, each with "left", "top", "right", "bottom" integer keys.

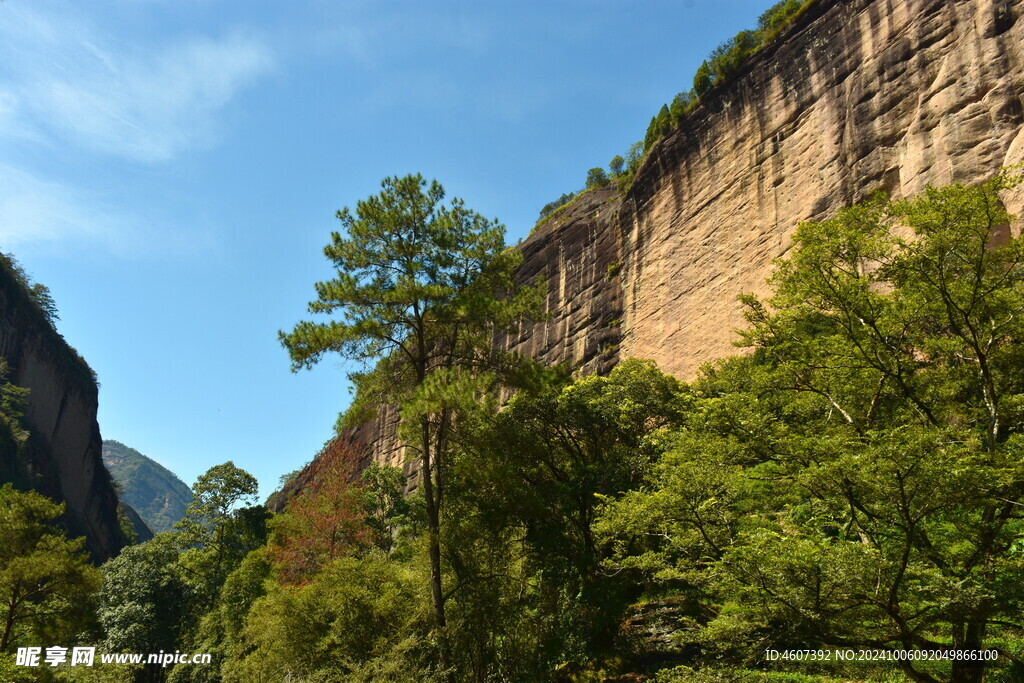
[{"left": 1, "top": 0, "right": 775, "bottom": 497}]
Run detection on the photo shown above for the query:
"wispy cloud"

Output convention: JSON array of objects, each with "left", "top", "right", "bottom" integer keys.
[
  {"left": 0, "top": 3, "right": 274, "bottom": 162},
  {"left": 0, "top": 1, "right": 270, "bottom": 255},
  {"left": 0, "top": 164, "right": 217, "bottom": 258},
  {"left": 0, "top": 165, "right": 111, "bottom": 249}
]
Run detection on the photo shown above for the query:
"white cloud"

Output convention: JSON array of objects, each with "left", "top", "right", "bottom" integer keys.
[
  {"left": 0, "top": 164, "right": 216, "bottom": 258},
  {"left": 0, "top": 2, "right": 267, "bottom": 255},
  {"left": 0, "top": 4, "right": 274, "bottom": 162},
  {"left": 0, "top": 164, "right": 123, "bottom": 251}
]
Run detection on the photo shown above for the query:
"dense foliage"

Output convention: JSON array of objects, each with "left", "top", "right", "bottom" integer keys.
[
  {"left": 0, "top": 484, "right": 101, "bottom": 678},
  {"left": 243, "top": 173, "right": 1023, "bottom": 682},
  {"left": 174, "top": 172, "right": 1019, "bottom": 682},
  {"left": 596, "top": 173, "right": 1024, "bottom": 683},
  {"left": 10, "top": 171, "right": 1024, "bottom": 682},
  {"left": 280, "top": 172, "right": 544, "bottom": 655},
  {"left": 0, "top": 359, "right": 30, "bottom": 460},
  {"left": 7, "top": 5, "right": 1015, "bottom": 677}
]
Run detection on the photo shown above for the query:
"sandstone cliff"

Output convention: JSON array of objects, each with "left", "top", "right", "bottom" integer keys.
[
  {"left": 0, "top": 262, "right": 125, "bottom": 561},
  {"left": 275, "top": 0, "right": 1024, "bottom": 500},
  {"left": 618, "top": 0, "right": 1024, "bottom": 378},
  {"left": 497, "top": 186, "right": 624, "bottom": 376}
]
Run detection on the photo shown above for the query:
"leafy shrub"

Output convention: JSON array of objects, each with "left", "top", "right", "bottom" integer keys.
[{"left": 223, "top": 553, "right": 434, "bottom": 682}]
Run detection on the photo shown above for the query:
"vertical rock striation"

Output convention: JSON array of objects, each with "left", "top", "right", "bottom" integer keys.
[
  {"left": 617, "top": 0, "right": 1024, "bottom": 378},
  {"left": 496, "top": 186, "right": 624, "bottom": 377}
]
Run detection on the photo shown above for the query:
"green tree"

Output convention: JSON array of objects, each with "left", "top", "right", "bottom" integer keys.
[
  {"left": 99, "top": 533, "right": 191, "bottom": 681},
  {"left": 0, "top": 484, "right": 101, "bottom": 651},
  {"left": 596, "top": 173, "right": 1024, "bottom": 683},
  {"left": 449, "top": 360, "right": 688, "bottom": 672},
  {"left": 616, "top": 141, "right": 645, "bottom": 194},
  {"left": 585, "top": 166, "right": 609, "bottom": 189},
  {"left": 1, "top": 253, "right": 59, "bottom": 327},
  {"left": 361, "top": 462, "right": 408, "bottom": 553},
  {"left": 0, "top": 358, "right": 30, "bottom": 448},
  {"left": 706, "top": 30, "right": 760, "bottom": 84},
  {"left": 643, "top": 115, "right": 660, "bottom": 152},
  {"left": 166, "top": 549, "right": 273, "bottom": 683},
  {"left": 223, "top": 553, "right": 432, "bottom": 683},
  {"left": 608, "top": 155, "right": 625, "bottom": 177},
  {"left": 176, "top": 462, "right": 264, "bottom": 598},
  {"left": 693, "top": 60, "right": 713, "bottom": 96},
  {"left": 280, "top": 173, "right": 541, "bottom": 635},
  {"left": 669, "top": 91, "right": 693, "bottom": 124},
  {"left": 758, "top": 0, "right": 802, "bottom": 35},
  {"left": 656, "top": 103, "right": 672, "bottom": 136}
]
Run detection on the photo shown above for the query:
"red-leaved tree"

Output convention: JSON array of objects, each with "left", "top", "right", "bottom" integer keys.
[{"left": 269, "top": 439, "right": 372, "bottom": 584}]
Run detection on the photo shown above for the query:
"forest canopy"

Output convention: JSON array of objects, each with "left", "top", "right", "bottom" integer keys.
[{"left": 42, "top": 172, "right": 1021, "bottom": 683}]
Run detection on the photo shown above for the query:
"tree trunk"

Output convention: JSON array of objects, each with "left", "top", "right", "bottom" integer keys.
[
  {"left": 420, "top": 417, "right": 447, "bottom": 630},
  {"left": 0, "top": 597, "right": 15, "bottom": 652},
  {"left": 950, "top": 619, "right": 987, "bottom": 683}
]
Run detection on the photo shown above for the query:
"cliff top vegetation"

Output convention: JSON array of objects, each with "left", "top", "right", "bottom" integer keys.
[
  {"left": 0, "top": 252, "right": 98, "bottom": 390},
  {"left": 533, "top": 0, "right": 822, "bottom": 227}
]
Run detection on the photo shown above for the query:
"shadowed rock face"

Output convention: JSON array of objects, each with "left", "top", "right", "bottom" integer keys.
[
  {"left": 118, "top": 502, "right": 154, "bottom": 544},
  {"left": 274, "top": 0, "right": 1024, "bottom": 504},
  {"left": 0, "top": 267, "right": 125, "bottom": 561},
  {"left": 496, "top": 186, "right": 624, "bottom": 377}
]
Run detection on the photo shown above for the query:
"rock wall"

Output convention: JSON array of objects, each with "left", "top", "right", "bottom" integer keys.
[
  {"left": 497, "top": 186, "right": 624, "bottom": 376},
  {"left": 0, "top": 265, "right": 125, "bottom": 561},
  {"left": 617, "top": 0, "right": 1024, "bottom": 378}
]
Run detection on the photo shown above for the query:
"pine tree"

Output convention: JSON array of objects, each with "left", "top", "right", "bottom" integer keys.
[
  {"left": 280, "top": 174, "right": 542, "bottom": 639},
  {"left": 693, "top": 59, "right": 713, "bottom": 96},
  {"left": 0, "top": 485, "right": 101, "bottom": 650},
  {"left": 643, "top": 115, "right": 660, "bottom": 152},
  {"left": 657, "top": 104, "right": 672, "bottom": 136}
]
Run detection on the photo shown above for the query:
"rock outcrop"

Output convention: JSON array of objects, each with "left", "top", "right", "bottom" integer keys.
[
  {"left": 496, "top": 186, "right": 624, "bottom": 377},
  {"left": 276, "top": 0, "right": 1024, "bottom": 497},
  {"left": 118, "top": 501, "right": 154, "bottom": 544},
  {"left": 618, "top": 0, "right": 1024, "bottom": 378},
  {"left": 0, "top": 261, "right": 125, "bottom": 561}
]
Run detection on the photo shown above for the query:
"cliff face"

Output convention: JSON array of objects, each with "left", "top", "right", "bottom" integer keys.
[
  {"left": 0, "top": 267, "right": 125, "bottom": 561},
  {"left": 617, "top": 0, "right": 1024, "bottom": 378},
  {"left": 497, "top": 186, "right": 624, "bottom": 376},
  {"left": 276, "top": 0, "right": 1024, "bottom": 501}
]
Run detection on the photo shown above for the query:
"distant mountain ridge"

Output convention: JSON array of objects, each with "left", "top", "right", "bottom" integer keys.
[{"left": 102, "top": 440, "right": 192, "bottom": 534}]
